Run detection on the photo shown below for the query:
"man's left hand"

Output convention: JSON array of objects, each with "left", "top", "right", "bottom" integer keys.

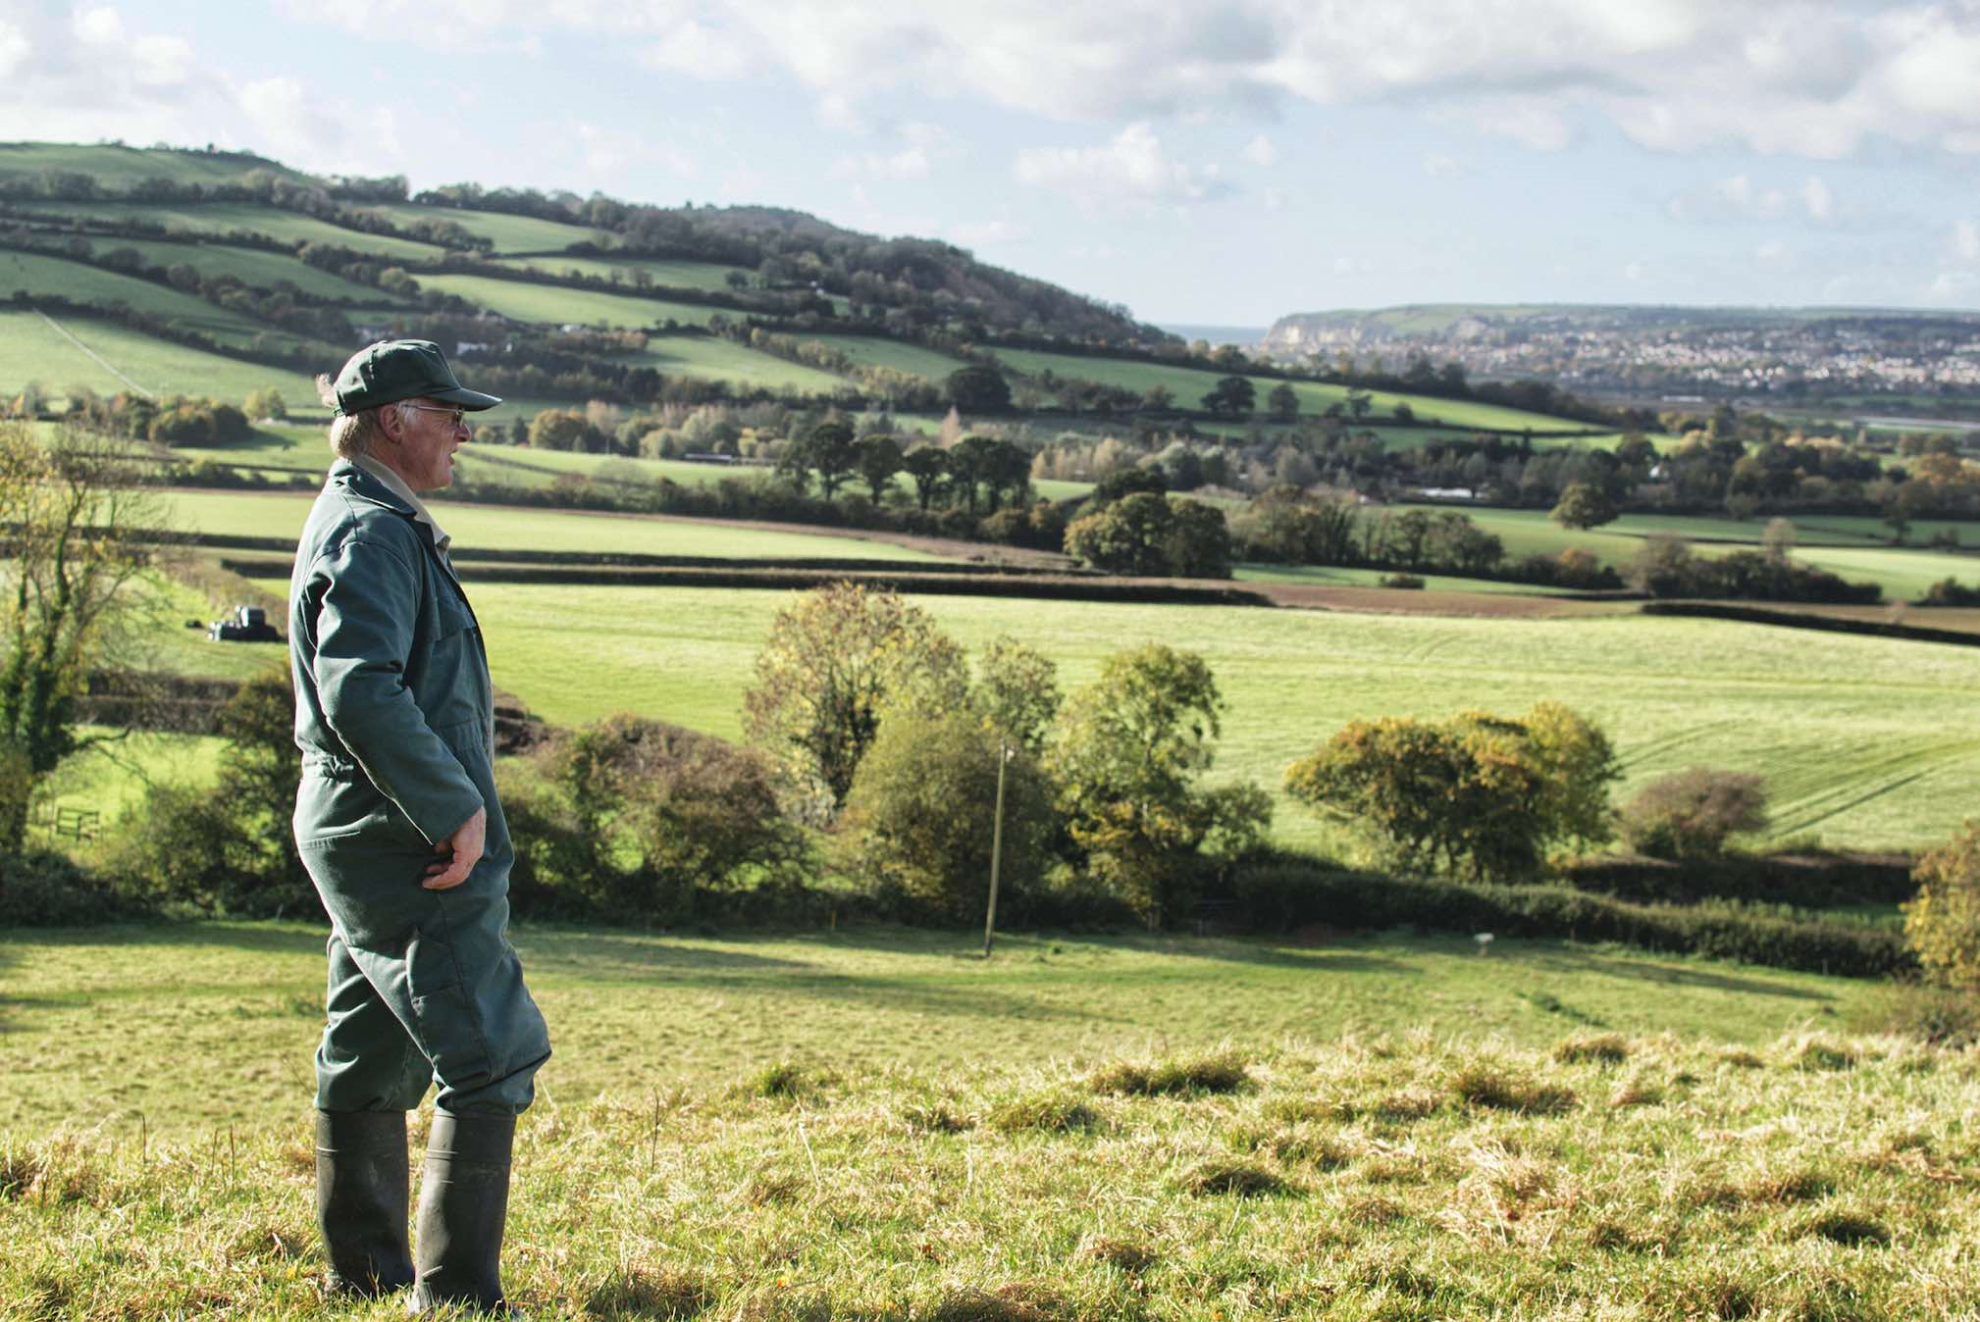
[{"left": 424, "top": 807, "right": 486, "bottom": 890}]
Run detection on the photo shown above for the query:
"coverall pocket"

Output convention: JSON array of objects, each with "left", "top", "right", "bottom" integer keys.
[{"left": 404, "top": 920, "right": 497, "bottom": 1094}]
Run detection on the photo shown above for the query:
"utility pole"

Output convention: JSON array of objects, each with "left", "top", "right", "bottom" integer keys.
[{"left": 983, "top": 739, "right": 1011, "bottom": 959}]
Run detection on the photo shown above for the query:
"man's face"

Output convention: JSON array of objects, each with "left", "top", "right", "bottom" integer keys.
[{"left": 389, "top": 398, "right": 469, "bottom": 492}]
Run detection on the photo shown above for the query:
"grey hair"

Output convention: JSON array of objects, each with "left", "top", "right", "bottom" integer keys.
[{"left": 316, "top": 374, "right": 406, "bottom": 461}]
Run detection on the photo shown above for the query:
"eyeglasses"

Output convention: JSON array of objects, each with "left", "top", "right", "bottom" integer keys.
[{"left": 401, "top": 403, "right": 468, "bottom": 428}]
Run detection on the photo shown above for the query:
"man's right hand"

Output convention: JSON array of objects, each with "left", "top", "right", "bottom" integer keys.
[{"left": 423, "top": 806, "right": 486, "bottom": 890}]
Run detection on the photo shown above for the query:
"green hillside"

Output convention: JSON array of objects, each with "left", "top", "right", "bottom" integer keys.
[
  {"left": 0, "top": 142, "right": 314, "bottom": 188},
  {"left": 13, "top": 201, "right": 442, "bottom": 260},
  {"left": 78, "top": 237, "right": 404, "bottom": 303},
  {"left": 353, "top": 201, "right": 616, "bottom": 253},
  {"left": 415, "top": 272, "right": 723, "bottom": 328},
  {"left": 494, "top": 253, "right": 747, "bottom": 290},
  {"left": 0, "top": 308, "right": 316, "bottom": 402}
]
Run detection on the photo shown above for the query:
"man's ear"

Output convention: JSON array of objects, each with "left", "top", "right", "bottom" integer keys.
[{"left": 375, "top": 403, "right": 406, "bottom": 444}]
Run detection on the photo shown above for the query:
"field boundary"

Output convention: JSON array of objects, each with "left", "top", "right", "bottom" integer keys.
[
  {"left": 1641, "top": 600, "right": 1980, "bottom": 648},
  {"left": 218, "top": 554, "right": 1278, "bottom": 603},
  {"left": 30, "top": 306, "right": 154, "bottom": 398}
]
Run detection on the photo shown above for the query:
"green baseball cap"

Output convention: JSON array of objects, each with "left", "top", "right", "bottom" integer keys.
[{"left": 331, "top": 339, "right": 501, "bottom": 415}]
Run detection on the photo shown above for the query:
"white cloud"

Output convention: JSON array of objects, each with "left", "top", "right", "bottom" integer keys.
[
  {"left": 1421, "top": 151, "right": 1460, "bottom": 177},
  {"left": 641, "top": 20, "right": 755, "bottom": 80},
  {"left": 1263, "top": 186, "right": 1286, "bottom": 211},
  {"left": 1015, "top": 122, "right": 1231, "bottom": 205},
  {"left": 71, "top": 7, "right": 124, "bottom": 45},
  {"left": 835, "top": 147, "right": 933, "bottom": 180},
  {"left": 1802, "top": 175, "right": 1833, "bottom": 222},
  {"left": 1954, "top": 219, "right": 1980, "bottom": 262},
  {"left": 1241, "top": 133, "right": 1277, "bottom": 167},
  {"left": 950, "top": 218, "right": 1027, "bottom": 246},
  {"left": 0, "top": 21, "right": 28, "bottom": 77},
  {"left": 239, "top": 76, "right": 339, "bottom": 155}
]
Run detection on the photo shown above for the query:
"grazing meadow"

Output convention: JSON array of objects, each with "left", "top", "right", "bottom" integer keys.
[{"left": 10, "top": 201, "right": 444, "bottom": 260}]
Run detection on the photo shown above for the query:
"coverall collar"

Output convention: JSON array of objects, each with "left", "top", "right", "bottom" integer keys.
[{"left": 350, "top": 453, "right": 454, "bottom": 554}]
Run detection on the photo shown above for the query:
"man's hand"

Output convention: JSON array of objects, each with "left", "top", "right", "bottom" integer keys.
[{"left": 423, "top": 807, "right": 486, "bottom": 891}]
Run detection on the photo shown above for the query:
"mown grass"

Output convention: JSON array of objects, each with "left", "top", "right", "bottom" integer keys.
[
  {"left": 415, "top": 274, "right": 724, "bottom": 329},
  {"left": 983, "top": 348, "right": 1593, "bottom": 436},
  {"left": 0, "top": 924, "right": 1967, "bottom": 1320},
  {"left": 210, "top": 583, "right": 1980, "bottom": 852}
]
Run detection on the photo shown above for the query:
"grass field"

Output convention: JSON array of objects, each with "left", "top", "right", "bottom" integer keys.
[
  {"left": 0, "top": 143, "right": 316, "bottom": 188},
  {"left": 415, "top": 274, "right": 723, "bottom": 329},
  {"left": 11, "top": 202, "right": 443, "bottom": 261},
  {"left": 4, "top": 924, "right": 1968, "bottom": 1318},
  {"left": 0, "top": 308, "right": 320, "bottom": 402},
  {"left": 0, "top": 250, "right": 300, "bottom": 352},
  {"left": 91, "top": 238, "right": 404, "bottom": 303},
  {"left": 984, "top": 348, "right": 1595, "bottom": 436},
  {"left": 808, "top": 334, "right": 977, "bottom": 381},
  {"left": 623, "top": 335, "right": 851, "bottom": 393},
  {"left": 351, "top": 203, "right": 616, "bottom": 254},
  {"left": 1402, "top": 505, "right": 1980, "bottom": 601},
  {"left": 216, "top": 580, "right": 1980, "bottom": 854},
  {"left": 494, "top": 255, "right": 747, "bottom": 291},
  {"left": 167, "top": 489, "right": 951, "bottom": 562},
  {"left": 1233, "top": 564, "right": 1588, "bottom": 596}
]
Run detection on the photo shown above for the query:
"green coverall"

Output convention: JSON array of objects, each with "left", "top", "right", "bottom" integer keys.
[{"left": 289, "top": 459, "right": 550, "bottom": 1116}]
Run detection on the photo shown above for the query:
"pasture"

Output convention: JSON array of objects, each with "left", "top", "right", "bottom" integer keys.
[
  {"left": 0, "top": 250, "right": 300, "bottom": 353},
  {"left": 414, "top": 274, "right": 723, "bottom": 329},
  {"left": 495, "top": 254, "right": 748, "bottom": 291},
  {"left": 85, "top": 238, "right": 406, "bottom": 303},
  {"left": 984, "top": 348, "right": 1594, "bottom": 436},
  {"left": 807, "top": 334, "right": 978, "bottom": 381},
  {"left": 2, "top": 924, "right": 1969, "bottom": 1319},
  {"left": 623, "top": 335, "right": 852, "bottom": 393},
  {"left": 0, "top": 142, "right": 315, "bottom": 188},
  {"left": 0, "top": 308, "right": 318, "bottom": 403},
  {"left": 165, "top": 489, "right": 951, "bottom": 561},
  {"left": 220, "top": 580, "right": 1980, "bottom": 853},
  {"left": 351, "top": 203, "right": 616, "bottom": 254},
  {"left": 10, "top": 201, "right": 443, "bottom": 261},
  {"left": 1403, "top": 505, "right": 1980, "bottom": 601}
]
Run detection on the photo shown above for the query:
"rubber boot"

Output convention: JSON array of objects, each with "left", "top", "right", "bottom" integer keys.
[
  {"left": 409, "top": 1112, "right": 516, "bottom": 1315},
  {"left": 315, "top": 1110, "right": 415, "bottom": 1297}
]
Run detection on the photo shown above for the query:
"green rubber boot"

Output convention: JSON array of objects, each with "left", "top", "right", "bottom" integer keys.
[
  {"left": 410, "top": 1113, "right": 516, "bottom": 1315},
  {"left": 315, "top": 1110, "right": 415, "bottom": 1297}
]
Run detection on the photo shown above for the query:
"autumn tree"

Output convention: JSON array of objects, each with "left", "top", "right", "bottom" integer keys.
[
  {"left": 742, "top": 582, "right": 968, "bottom": 821},
  {"left": 0, "top": 424, "right": 165, "bottom": 850},
  {"left": 1905, "top": 822, "right": 1980, "bottom": 987},
  {"left": 1049, "top": 645, "right": 1271, "bottom": 926},
  {"left": 1551, "top": 481, "right": 1619, "bottom": 530}
]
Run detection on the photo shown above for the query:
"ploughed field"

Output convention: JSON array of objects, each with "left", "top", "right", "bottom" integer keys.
[{"left": 2, "top": 923, "right": 1973, "bottom": 1319}]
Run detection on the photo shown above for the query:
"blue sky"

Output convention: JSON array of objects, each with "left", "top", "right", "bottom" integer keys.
[{"left": 5, "top": 1, "right": 1980, "bottom": 325}]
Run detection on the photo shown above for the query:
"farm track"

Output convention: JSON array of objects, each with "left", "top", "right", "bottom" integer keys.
[{"left": 29, "top": 306, "right": 153, "bottom": 398}]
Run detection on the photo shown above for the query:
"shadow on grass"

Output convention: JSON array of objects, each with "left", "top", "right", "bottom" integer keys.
[{"left": 1523, "top": 946, "right": 1836, "bottom": 1002}]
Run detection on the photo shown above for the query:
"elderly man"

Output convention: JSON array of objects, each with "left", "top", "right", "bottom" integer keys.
[{"left": 291, "top": 339, "right": 550, "bottom": 1313}]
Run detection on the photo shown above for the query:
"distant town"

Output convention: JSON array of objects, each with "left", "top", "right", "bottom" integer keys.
[{"left": 1255, "top": 305, "right": 1980, "bottom": 422}]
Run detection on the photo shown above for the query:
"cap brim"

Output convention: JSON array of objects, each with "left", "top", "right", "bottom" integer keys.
[{"left": 431, "top": 387, "right": 503, "bottom": 411}]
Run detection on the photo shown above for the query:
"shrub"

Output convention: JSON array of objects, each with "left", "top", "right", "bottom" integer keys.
[
  {"left": 1620, "top": 769, "right": 1770, "bottom": 860},
  {"left": 840, "top": 710, "right": 1057, "bottom": 922},
  {"left": 1903, "top": 821, "right": 1980, "bottom": 987},
  {"left": 0, "top": 847, "right": 147, "bottom": 926},
  {"left": 1380, "top": 573, "right": 1425, "bottom": 589},
  {"left": 1283, "top": 703, "right": 1618, "bottom": 881}
]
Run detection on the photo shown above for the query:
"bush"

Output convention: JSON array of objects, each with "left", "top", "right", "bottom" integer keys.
[
  {"left": 1620, "top": 769, "right": 1769, "bottom": 860},
  {"left": 521, "top": 715, "right": 806, "bottom": 923},
  {"left": 1904, "top": 821, "right": 1980, "bottom": 987},
  {"left": 1379, "top": 573, "right": 1425, "bottom": 589},
  {"left": 1283, "top": 703, "right": 1618, "bottom": 881},
  {"left": 0, "top": 848, "right": 148, "bottom": 926}
]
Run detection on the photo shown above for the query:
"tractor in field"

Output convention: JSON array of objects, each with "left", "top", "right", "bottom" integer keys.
[{"left": 208, "top": 604, "right": 281, "bottom": 643}]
